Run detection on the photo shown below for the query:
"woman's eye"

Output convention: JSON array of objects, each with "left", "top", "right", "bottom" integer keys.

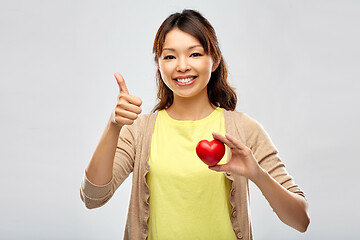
[
  {"left": 164, "top": 55, "right": 175, "bottom": 60},
  {"left": 191, "top": 53, "right": 202, "bottom": 57}
]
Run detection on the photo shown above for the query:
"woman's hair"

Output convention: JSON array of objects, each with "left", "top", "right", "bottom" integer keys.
[{"left": 152, "top": 9, "right": 237, "bottom": 112}]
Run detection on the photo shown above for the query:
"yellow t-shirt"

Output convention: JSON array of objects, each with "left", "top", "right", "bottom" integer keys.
[{"left": 146, "top": 108, "right": 236, "bottom": 240}]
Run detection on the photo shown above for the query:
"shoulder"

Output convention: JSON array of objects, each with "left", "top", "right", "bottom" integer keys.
[
  {"left": 223, "top": 109, "right": 271, "bottom": 144},
  {"left": 223, "top": 109, "right": 261, "bottom": 130}
]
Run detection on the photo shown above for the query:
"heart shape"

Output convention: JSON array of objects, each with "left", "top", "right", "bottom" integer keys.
[{"left": 196, "top": 139, "right": 225, "bottom": 167}]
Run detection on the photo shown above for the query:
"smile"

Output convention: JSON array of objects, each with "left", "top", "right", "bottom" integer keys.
[
  {"left": 175, "top": 76, "right": 196, "bottom": 83},
  {"left": 174, "top": 76, "right": 198, "bottom": 86}
]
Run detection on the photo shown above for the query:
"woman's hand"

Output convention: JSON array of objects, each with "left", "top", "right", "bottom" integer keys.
[
  {"left": 209, "top": 132, "right": 263, "bottom": 182},
  {"left": 111, "top": 73, "right": 143, "bottom": 127},
  {"left": 211, "top": 132, "right": 310, "bottom": 231}
]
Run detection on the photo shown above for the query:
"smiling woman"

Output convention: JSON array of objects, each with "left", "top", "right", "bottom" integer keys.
[
  {"left": 152, "top": 10, "right": 237, "bottom": 114},
  {"left": 80, "top": 9, "right": 310, "bottom": 240}
]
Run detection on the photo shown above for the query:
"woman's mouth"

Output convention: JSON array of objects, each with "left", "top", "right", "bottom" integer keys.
[{"left": 174, "top": 76, "right": 197, "bottom": 86}]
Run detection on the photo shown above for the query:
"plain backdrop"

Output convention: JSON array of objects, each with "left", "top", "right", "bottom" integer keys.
[{"left": 1, "top": 0, "right": 359, "bottom": 239}]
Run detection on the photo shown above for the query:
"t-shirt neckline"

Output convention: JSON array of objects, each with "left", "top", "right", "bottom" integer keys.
[{"left": 160, "top": 107, "right": 223, "bottom": 127}]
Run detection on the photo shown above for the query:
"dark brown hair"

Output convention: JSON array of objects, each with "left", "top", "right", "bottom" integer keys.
[{"left": 152, "top": 9, "right": 237, "bottom": 112}]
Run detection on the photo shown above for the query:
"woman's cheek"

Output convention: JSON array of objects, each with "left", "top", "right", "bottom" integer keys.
[{"left": 161, "top": 63, "right": 175, "bottom": 83}]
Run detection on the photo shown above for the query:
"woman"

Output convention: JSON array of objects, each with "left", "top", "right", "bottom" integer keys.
[{"left": 80, "top": 9, "right": 310, "bottom": 240}]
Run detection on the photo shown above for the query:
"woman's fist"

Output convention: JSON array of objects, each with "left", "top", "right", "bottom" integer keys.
[{"left": 111, "top": 73, "right": 142, "bottom": 126}]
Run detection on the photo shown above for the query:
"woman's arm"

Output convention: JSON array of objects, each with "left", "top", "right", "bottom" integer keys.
[
  {"left": 252, "top": 167, "right": 310, "bottom": 232},
  {"left": 85, "top": 115, "right": 122, "bottom": 185},
  {"left": 210, "top": 132, "right": 310, "bottom": 232},
  {"left": 85, "top": 72, "right": 142, "bottom": 185}
]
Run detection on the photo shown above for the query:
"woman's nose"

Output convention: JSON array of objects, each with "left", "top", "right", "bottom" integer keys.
[{"left": 176, "top": 57, "right": 190, "bottom": 72}]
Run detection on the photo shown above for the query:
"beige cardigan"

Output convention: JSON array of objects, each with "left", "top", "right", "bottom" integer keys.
[{"left": 80, "top": 110, "right": 305, "bottom": 240}]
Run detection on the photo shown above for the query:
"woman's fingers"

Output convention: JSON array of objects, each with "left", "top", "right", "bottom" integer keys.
[
  {"left": 115, "top": 108, "right": 139, "bottom": 121},
  {"left": 212, "top": 132, "right": 237, "bottom": 149},
  {"left": 224, "top": 133, "right": 246, "bottom": 150},
  {"left": 121, "top": 94, "right": 143, "bottom": 107},
  {"left": 116, "top": 99, "right": 142, "bottom": 115},
  {"left": 114, "top": 116, "right": 135, "bottom": 126},
  {"left": 208, "top": 163, "right": 231, "bottom": 172}
]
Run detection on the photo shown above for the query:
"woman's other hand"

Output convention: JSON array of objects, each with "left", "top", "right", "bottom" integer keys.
[{"left": 209, "top": 132, "right": 263, "bottom": 182}]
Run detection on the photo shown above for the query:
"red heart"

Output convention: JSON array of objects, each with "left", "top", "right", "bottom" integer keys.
[{"left": 196, "top": 139, "right": 225, "bottom": 167}]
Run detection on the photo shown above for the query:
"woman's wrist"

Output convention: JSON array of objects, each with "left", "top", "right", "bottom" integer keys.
[
  {"left": 250, "top": 166, "right": 268, "bottom": 186},
  {"left": 110, "top": 109, "right": 124, "bottom": 129}
]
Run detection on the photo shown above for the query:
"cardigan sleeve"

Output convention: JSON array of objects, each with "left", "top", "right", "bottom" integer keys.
[
  {"left": 80, "top": 123, "right": 136, "bottom": 209},
  {"left": 242, "top": 114, "right": 305, "bottom": 198}
]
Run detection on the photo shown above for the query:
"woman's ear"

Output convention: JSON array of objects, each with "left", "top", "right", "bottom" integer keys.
[{"left": 211, "top": 58, "right": 221, "bottom": 72}]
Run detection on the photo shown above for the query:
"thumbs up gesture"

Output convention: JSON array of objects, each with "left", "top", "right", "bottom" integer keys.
[{"left": 111, "top": 73, "right": 142, "bottom": 126}]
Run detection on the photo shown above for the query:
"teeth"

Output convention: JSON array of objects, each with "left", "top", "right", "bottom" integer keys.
[{"left": 176, "top": 77, "right": 195, "bottom": 83}]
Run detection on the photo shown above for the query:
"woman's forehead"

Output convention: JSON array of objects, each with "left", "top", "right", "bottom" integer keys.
[{"left": 162, "top": 28, "right": 203, "bottom": 50}]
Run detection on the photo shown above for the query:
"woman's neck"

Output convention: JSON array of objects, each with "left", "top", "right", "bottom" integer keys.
[{"left": 166, "top": 92, "right": 216, "bottom": 121}]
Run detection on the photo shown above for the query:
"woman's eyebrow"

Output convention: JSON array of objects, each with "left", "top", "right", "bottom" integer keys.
[
  {"left": 163, "top": 45, "right": 203, "bottom": 51},
  {"left": 188, "top": 45, "right": 203, "bottom": 50}
]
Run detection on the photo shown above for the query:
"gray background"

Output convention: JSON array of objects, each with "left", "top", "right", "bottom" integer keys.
[{"left": 1, "top": 0, "right": 359, "bottom": 239}]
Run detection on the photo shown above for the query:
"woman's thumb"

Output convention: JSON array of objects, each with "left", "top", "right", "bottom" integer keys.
[{"left": 114, "top": 72, "right": 129, "bottom": 94}]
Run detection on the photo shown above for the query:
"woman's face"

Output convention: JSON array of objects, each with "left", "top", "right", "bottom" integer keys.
[{"left": 158, "top": 28, "right": 217, "bottom": 100}]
